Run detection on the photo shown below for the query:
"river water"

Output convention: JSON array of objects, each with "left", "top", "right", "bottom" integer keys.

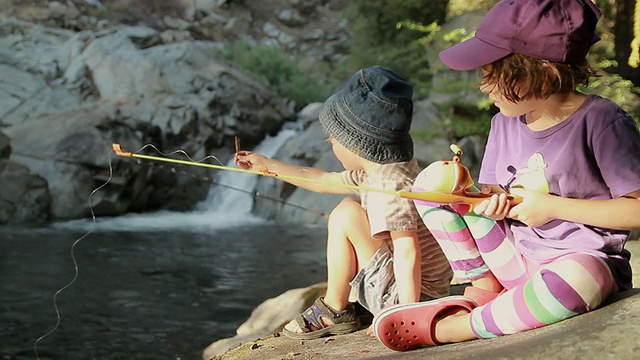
[
  {"left": 1, "top": 222, "right": 327, "bottom": 360},
  {"left": 1, "top": 130, "right": 329, "bottom": 360}
]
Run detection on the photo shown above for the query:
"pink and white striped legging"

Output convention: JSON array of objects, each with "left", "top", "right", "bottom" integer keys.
[{"left": 416, "top": 203, "right": 618, "bottom": 338}]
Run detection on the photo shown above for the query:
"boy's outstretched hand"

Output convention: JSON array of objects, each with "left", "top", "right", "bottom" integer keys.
[
  {"left": 234, "top": 150, "right": 268, "bottom": 171},
  {"left": 234, "top": 150, "right": 252, "bottom": 169}
]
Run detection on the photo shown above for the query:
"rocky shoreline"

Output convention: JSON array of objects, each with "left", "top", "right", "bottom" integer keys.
[
  {"left": 207, "top": 238, "right": 640, "bottom": 360},
  {"left": 215, "top": 288, "right": 640, "bottom": 360},
  {"left": 0, "top": 0, "right": 484, "bottom": 225}
]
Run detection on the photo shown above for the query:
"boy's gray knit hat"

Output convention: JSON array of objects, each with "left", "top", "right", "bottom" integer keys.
[{"left": 319, "top": 65, "right": 414, "bottom": 164}]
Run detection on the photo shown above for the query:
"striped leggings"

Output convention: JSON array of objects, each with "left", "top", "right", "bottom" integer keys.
[{"left": 417, "top": 204, "right": 617, "bottom": 338}]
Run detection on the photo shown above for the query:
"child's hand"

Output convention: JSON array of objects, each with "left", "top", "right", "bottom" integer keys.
[
  {"left": 507, "top": 188, "right": 554, "bottom": 227},
  {"left": 473, "top": 193, "right": 511, "bottom": 220},
  {"left": 234, "top": 151, "right": 268, "bottom": 171}
]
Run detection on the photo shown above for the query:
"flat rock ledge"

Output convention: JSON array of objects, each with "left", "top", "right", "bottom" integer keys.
[
  {"left": 213, "top": 290, "right": 639, "bottom": 360},
  {"left": 213, "top": 240, "right": 640, "bottom": 360}
]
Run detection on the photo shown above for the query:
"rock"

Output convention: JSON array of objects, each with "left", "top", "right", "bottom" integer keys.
[
  {"left": 296, "top": 102, "right": 324, "bottom": 128},
  {"left": 84, "top": 0, "right": 106, "bottom": 10},
  {"left": 48, "top": 1, "right": 80, "bottom": 20},
  {"left": 0, "top": 131, "right": 51, "bottom": 224},
  {"left": 0, "top": 159, "right": 50, "bottom": 224},
  {"left": 207, "top": 240, "right": 640, "bottom": 360},
  {"left": 0, "top": 0, "right": 353, "bottom": 223},
  {"left": 202, "top": 282, "right": 327, "bottom": 359},
  {"left": 277, "top": 9, "right": 304, "bottom": 27},
  {"left": 4, "top": 105, "right": 140, "bottom": 219},
  {"left": 212, "top": 290, "right": 640, "bottom": 360},
  {"left": 0, "top": 89, "right": 58, "bottom": 225},
  {"left": 0, "top": 131, "right": 10, "bottom": 158},
  {"left": 1, "top": 20, "right": 294, "bottom": 222}
]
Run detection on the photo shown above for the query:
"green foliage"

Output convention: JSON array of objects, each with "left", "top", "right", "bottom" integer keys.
[
  {"left": 344, "top": 0, "right": 497, "bottom": 140},
  {"left": 585, "top": 2, "right": 640, "bottom": 124},
  {"left": 446, "top": 0, "right": 498, "bottom": 17},
  {"left": 347, "top": 0, "right": 447, "bottom": 46},
  {"left": 345, "top": 0, "right": 447, "bottom": 93},
  {"left": 585, "top": 68, "right": 640, "bottom": 122},
  {"left": 440, "top": 103, "right": 493, "bottom": 139},
  {"left": 220, "top": 40, "right": 329, "bottom": 109},
  {"left": 435, "top": 77, "right": 493, "bottom": 140}
]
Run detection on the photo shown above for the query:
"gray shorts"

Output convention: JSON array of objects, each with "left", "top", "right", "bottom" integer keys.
[{"left": 349, "top": 241, "right": 398, "bottom": 314}]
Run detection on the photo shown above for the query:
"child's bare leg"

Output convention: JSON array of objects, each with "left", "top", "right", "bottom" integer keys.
[
  {"left": 471, "top": 272, "right": 503, "bottom": 292},
  {"left": 434, "top": 311, "right": 476, "bottom": 343},
  {"left": 324, "top": 197, "right": 380, "bottom": 309},
  {"left": 285, "top": 197, "right": 380, "bottom": 333}
]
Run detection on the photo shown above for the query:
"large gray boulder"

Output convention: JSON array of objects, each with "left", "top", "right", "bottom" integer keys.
[
  {"left": 0, "top": 130, "right": 50, "bottom": 224},
  {"left": 1, "top": 20, "right": 294, "bottom": 222}
]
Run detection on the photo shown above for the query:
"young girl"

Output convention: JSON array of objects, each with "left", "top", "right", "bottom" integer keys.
[
  {"left": 373, "top": 0, "right": 640, "bottom": 351},
  {"left": 235, "top": 66, "right": 452, "bottom": 340}
]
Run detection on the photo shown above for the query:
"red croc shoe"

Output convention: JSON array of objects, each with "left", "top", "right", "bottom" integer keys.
[{"left": 373, "top": 296, "right": 476, "bottom": 351}]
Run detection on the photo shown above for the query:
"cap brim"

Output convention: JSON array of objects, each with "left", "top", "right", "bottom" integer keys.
[{"left": 439, "top": 36, "right": 513, "bottom": 71}]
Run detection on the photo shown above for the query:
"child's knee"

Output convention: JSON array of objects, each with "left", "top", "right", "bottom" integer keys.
[
  {"left": 328, "top": 197, "right": 364, "bottom": 227},
  {"left": 540, "top": 253, "right": 615, "bottom": 312}
]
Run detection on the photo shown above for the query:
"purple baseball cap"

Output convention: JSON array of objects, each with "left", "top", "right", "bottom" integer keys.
[{"left": 439, "top": 0, "right": 602, "bottom": 70}]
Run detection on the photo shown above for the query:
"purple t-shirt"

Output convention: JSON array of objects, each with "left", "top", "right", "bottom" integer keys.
[{"left": 479, "top": 94, "right": 640, "bottom": 289}]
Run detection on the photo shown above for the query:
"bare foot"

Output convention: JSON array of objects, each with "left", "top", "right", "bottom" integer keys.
[
  {"left": 366, "top": 324, "right": 375, "bottom": 337},
  {"left": 434, "top": 309, "right": 474, "bottom": 343}
]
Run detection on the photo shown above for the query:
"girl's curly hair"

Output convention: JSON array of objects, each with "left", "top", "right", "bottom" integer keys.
[{"left": 480, "top": 53, "right": 598, "bottom": 103}]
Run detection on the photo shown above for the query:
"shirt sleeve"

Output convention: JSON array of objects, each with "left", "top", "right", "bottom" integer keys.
[
  {"left": 340, "top": 169, "right": 365, "bottom": 194},
  {"left": 592, "top": 111, "right": 640, "bottom": 198},
  {"left": 367, "top": 191, "right": 419, "bottom": 239}
]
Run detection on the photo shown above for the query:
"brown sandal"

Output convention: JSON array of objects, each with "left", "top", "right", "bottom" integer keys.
[{"left": 282, "top": 297, "right": 360, "bottom": 340}]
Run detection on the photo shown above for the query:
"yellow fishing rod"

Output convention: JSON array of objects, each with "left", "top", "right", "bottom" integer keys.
[
  {"left": 112, "top": 143, "right": 522, "bottom": 211},
  {"left": 112, "top": 143, "right": 397, "bottom": 194}
]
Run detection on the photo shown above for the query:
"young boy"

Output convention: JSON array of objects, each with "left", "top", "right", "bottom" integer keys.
[
  {"left": 234, "top": 65, "right": 452, "bottom": 339},
  {"left": 373, "top": 0, "right": 640, "bottom": 351}
]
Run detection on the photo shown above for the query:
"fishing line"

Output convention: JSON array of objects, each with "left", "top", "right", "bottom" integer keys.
[
  {"left": 32, "top": 143, "right": 228, "bottom": 359},
  {"left": 33, "top": 147, "right": 116, "bottom": 360}
]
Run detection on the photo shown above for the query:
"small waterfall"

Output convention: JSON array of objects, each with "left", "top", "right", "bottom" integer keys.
[
  {"left": 198, "top": 128, "right": 297, "bottom": 213},
  {"left": 55, "top": 127, "right": 298, "bottom": 232}
]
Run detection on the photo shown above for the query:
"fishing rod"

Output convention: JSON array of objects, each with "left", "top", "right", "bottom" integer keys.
[{"left": 112, "top": 143, "right": 522, "bottom": 212}]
